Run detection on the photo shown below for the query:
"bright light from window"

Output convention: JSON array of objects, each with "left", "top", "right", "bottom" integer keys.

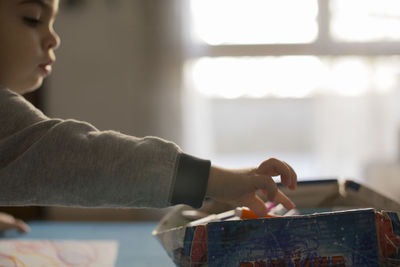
[
  {"left": 190, "top": 0, "right": 318, "bottom": 45},
  {"left": 331, "top": 0, "right": 400, "bottom": 42},
  {"left": 190, "top": 56, "right": 326, "bottom": 98},
  {"left": 189, "top": 56, "right": 400, "bottom": 98},
  {"left": 373, "top": 64, "right": 397, "bottom": 93},
  {"left": 329, "top": 59, "right": 370, "bottom": 97}
]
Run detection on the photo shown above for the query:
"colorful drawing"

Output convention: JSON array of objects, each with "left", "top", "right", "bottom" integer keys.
[{"left": 0, "top": 239, "right": 118, "bottom": 267}]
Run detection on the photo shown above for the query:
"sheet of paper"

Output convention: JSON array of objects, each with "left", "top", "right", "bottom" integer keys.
[{"left": 0, "top": 239, "right": 118, "bottom": 266}]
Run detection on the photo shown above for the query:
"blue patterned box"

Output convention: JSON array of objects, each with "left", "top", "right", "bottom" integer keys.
[
  {"left": 182, "top": 208, "right": 400, "bottom": 267},
  {"left": 153, "top": 180, "right": 400, "bottom": 267}
]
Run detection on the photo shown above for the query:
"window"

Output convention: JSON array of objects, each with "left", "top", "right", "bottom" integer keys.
[
  {"left": 190, "top": 56, "right": 399, "bottom": 98},
  {"left": 331, "top": 0, "right": 400, "bottom": 42},
  {"left": 182, "top": 0, "right": 400, "bottom": 198},
  {"left": 190, "top": 0, "right": 318, "bottom": 45}
]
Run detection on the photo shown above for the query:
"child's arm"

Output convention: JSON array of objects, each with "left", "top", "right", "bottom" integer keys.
[
  {"left": 0, "top": 87, "right": 187, "bottom": 208},
  {"left": 206, "top": 158, "right": 297, "bottom": 217},
  {"left": 0, "top": 87, "right": 295, "bottom": 213}
]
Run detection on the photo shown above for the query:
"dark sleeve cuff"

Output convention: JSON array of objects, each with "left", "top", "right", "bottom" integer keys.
[{"left": 170, "top": 153, "right": 211, "bottom": 209}]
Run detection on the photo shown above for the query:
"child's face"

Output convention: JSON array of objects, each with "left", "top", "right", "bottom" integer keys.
[{"left": 0, "top": 0, "right": 60, "bottom": 94}]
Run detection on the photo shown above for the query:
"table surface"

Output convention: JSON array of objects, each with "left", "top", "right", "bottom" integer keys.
[{"left": 0, "top": 221, "right": 175, "bottom": 267}]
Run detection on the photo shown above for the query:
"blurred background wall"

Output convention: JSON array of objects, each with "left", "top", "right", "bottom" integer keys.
[
  {"left": 12, "top": 0, "right": 400, "bottom": 220},
  {"left": 47, "top": 0, "right": 183, "bottom": 143}
]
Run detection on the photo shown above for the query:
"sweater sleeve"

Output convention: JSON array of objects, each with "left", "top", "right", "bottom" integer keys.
[{"left": 0, "top": 87, "right": 210, "bottom": 208}]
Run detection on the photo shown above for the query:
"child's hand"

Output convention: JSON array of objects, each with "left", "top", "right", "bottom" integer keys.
[
  {"left": 0, "top": 212, "right": 30, "bottom": 233},
  {"left": 206, "top": 158, "right": 297, "bottom": 217}
]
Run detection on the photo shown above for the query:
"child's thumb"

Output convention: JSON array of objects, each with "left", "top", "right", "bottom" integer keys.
[
  {"left": 242, "top": 195, "right": 269, "bottom": 217},
  {"left": 252, "top": 174, "right": 277, "bottom": 202},
  {"left": 252, "top": 175, "right": 296, "bottom": 210}
]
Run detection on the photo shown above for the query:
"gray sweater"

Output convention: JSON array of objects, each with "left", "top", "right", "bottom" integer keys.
[{"left": 0, "top": 87, "right": 210, "bottom": 209}]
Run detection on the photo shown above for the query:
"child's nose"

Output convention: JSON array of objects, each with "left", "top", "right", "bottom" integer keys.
[{"left": 43, "top": 28, "right": 61, "bottom": 51}]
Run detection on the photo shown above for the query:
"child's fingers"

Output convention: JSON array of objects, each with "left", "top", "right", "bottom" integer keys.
[
  {"left": 241, "top": 195, "right": 269, "bottom": 217},
  {"left": 256, "top": 158, "right": 281, "bottom": 176},
  {"left": 0, "top": 213, "right": 30, "bottom": 233},
  {"left": 256, "top": 158, "right": 297, "bottom": 190},
  {"left": 243, "top": 189, "right": 295, "bottom": 217},
  {"left": 277, "top": 162, "right": 296, "bottom": 189},
  {"left": 260, "top": 187, "right": 295, "bottom": 210},
  {"left": 274, "top": 189, "right": 296, "bottom": 210},
  {"left": 253, "top": 174, "right": 277, "bottom": 202},
  {"left": 15, "top": 219, "right": 30, "bottom": 233},
  {"left": 0, "top": 212, "right": 15, "bottom": 224},
  {"left": 282, "top": 161, "right": 297, "bottom": 190}
]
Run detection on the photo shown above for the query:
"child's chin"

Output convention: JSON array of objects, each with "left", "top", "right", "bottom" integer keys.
[{"left": 15, "top": 79, "right": 43, "bottom": 95}]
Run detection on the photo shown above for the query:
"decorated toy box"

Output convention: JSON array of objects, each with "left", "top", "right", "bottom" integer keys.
[{"left": 153, "top": 180, "right": 400, "bottom": 266}]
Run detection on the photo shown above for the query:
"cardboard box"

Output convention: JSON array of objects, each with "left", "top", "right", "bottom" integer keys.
[{"left": 153, "top": 180, "right": 400, "bottom": 266}]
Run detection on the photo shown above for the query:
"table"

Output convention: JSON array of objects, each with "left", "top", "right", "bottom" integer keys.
[{"left": 0, "top": 221, "right": 175, "bottom": 267}]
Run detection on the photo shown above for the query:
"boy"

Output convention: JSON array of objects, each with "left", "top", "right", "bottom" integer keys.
[{"left": 0, "top": 0, "right": 297, "bottom": 231}]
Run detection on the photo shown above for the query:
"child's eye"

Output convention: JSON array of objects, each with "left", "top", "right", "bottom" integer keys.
[{"left": 23, "top": 17, "right": 42, "bottom": 27}]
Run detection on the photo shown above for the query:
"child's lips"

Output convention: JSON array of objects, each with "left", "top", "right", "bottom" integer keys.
[{"left": 38, "top": 61, "right": 54, "bottom": 76}]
